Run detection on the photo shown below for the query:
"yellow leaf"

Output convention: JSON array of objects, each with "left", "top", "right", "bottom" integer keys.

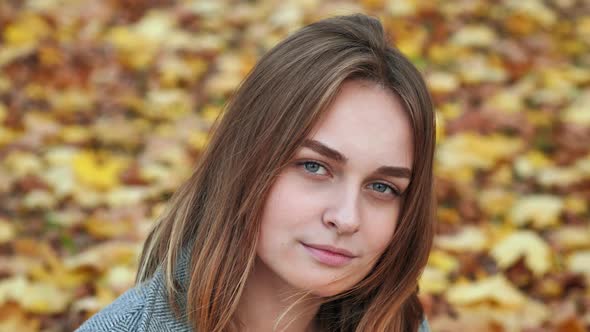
[
  {"left": 84, "top": 216, "right": 133, "bottom": 239},
  {"left": 386, "top": 0, "right": 417, "bottom": 16},
  {"left": 435, "top": 226, "right": 488, "bottom": 252},
  {"left": 60, "top": 125, "right": 92, "bottom": 144},
  {"left": 144, "top": 89, "right": 193, "bottom": 120},
  {"left": 488, "top": 164, "right": 513, "bottom": 186},
  {"left": 537, "top": 166, "right": 582, "bottom": 187},
  {"left": 0, "top": 219, "right": 15, "bottom": 244},
  {"left": 486, "top": 90, "right": 524, "bottom": 114},
  {"left": 427, "top": 44, "right": 463, "bottom": 65},
  {"left": 72, "top": 150, "right": 128, "bottom": 191},
  {"left": 135, "top": 10, "right": 176, "bottom": 42},
  {"left": 514, "top": 150, "right": 552, "bottom": 178},
  {"left": 509, "top": 195, "right": 564, "bottom": 228},
  {"left": 24, "top": 83, "right": 47, "bottom": 100},
  {"left": 452, "top": 300, "right": 550, "bottom": 331},
  {"left": 0, "top": 128, "right": 16, "bottom": 150},
  {"left": 526, "top": 109, "right": 553, "bottom": 127},
  {"left": 41, "top": 165, "right": 75, "bottom": 199},
  {"left": 564, "top": 195, "right": 588, "bottom": 215},
  {"left": 158, "top": 56, "right": 207, "bottom": 87},
  {"left": 428, "top": 249, "right": 459, "bottom": 273},
  {"left": 105, "top": 186, "right": 150, "bottom": 208},
  {"left": 95, "top": 283, "right": 117, "bottom": 307},
  {"left": 576, "top": 153, "right": 590, "bottom": 175},
  {"left": 188, "top": 131, "right": 210, "bottom": 151},
  {"left": 436, "top": 133, "right": 523, "bottom": 172},
  {"left": 436, "top": 207, "right": 461, "bottom": 224},
  {"left": 438, "top": 102, "right": 462, "bottom": 121},
  {"left": 3, "top": 13, "right": 51, "bottom": 46},
  {"left": 567, "top": 250, "right": 590, "bottom": 277},
  {"left": 0, "top": 277, "right": 71, "bottom": 314},
  {"left": 506, "top": 0, "right": 556, "bottom": 27},
  {"left": 2, "top": 151, "right": 43, "bottom": 178},
  {"left": 427, "top": 71, "right": 459, "bottom": 94},
  {"left": 458, "top": 55, "right": 508, "bottom": 84},
  {"left": 562, "top": 91, "right": 590, "bottom": 126},
  {"left": 23, "top": 190, "right": 57, "bottom": 210},
  {"left": 0, "top": 45, "right": 35, "bottom": 67},
  {"left": 478, "top": 188, "right": 515, "bottom": 217},
  {"left": 118, "top": 94, "right": 145, "bottom": 113},
  {"left": 395, "top": 27, "right": 427, "bottom": 58},
  {"left": 201, "top": 104, "right": 223, "bottom": 124},
  {"left": 436, "top": 165, "right": 475, "bottom": 184},
  {"left": 550, "top": 226, "right": 590, "bottom": 251},
  {"left": 21, "top": 282, "right": 72, "bottom": 314},
  {"left": 451, "top": 25, "right": 497, "bottom": 47},
  {"left": 269, "top": 2, "right": 303, "bottom": 30},
  {"left": 30, "top": 262, "right": 90, "bottom": 290},
  {"left": 419, "top": 266, "right": 448, "bottom": 294},
  {"left": 446, "top": 274, "right": 527, "bottom": 308},
  {"left": 0, "top": 303, "right": 40, "bottom": 332},
  {"left": 49, "top": 88, "right": 95, "bottom": 113},
  {"left": 38, "top": 44, "right": 63, "bottom": 66},
  {"left": 64, "top": 241, "right": 140, "bottom": 271},
  {"left": 106, "top": 11, "right": 177, "bottom": 69},
  {"left": 103, "top": 265, "right": 135, "bottom": 293},
  {"left": 106, "top": 26, "right": 157, "bottom": 70},
  {"left": 490, "top": 230, "right": 552, "bottom": 276}
]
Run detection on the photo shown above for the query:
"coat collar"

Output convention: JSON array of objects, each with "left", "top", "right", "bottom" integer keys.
[{"left": 144, "top": 244, "right": 194, "bottom": 331}]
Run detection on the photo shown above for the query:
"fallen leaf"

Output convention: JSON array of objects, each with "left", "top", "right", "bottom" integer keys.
[
  {"left": 0, "top": 303, "right": 40, "bottom": 332},
  {"left": 446, "top": 274, "right": 527, "bottom": 308},
  {"left": 490, "top": 230, "right": 551, "bottom": 276},
  {"left": 0, "top": 218, "right": 16, "bottom": 244},
  {"left": 435, "top": 226, "right": 488, "bottom": 252},
  {"left": 567, "top": 250, "right": 590, "bottom": 278},
  {"left": 72, "top": 150, "right": 128, "bottom": 191},
  {"left": 0, "top": 276, "right": 72, "bottom": 314},
  {"left": 419, "top": 266, "right": 449, "bottom": 294},
  {"left": 451, "top": 25, "right": 497, "bottom": 48},
  {"left": 509, "top": 195, "right": 564, "bottom": 228}
]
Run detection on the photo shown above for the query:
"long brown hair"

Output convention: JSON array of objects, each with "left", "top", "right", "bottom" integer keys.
[{"left": 136, "top": 13, "right": 436, "bottom": 332}]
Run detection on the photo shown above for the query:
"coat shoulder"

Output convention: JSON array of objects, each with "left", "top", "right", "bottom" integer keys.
[{"left": 75, "top": 282, "right": 150, "bottom": 332}]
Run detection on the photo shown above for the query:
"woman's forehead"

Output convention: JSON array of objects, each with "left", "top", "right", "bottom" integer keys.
[{"left": 305, "top": 80, "right": 414, "bottom": 170}]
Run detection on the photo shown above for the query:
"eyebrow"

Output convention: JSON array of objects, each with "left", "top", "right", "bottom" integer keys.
[
  {"left": 375, "top": 166, "right": 412, "bottom": 179},
  {"left": 302, "top": 139, "right": 347, "bottom": 163},
  {"left": 301, "top": 139, "right": 412, "bottom": 179}
]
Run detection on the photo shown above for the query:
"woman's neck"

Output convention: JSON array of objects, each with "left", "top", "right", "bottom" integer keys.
[{"left": 236, "top": 257, "right": 323, "bottom": 332}]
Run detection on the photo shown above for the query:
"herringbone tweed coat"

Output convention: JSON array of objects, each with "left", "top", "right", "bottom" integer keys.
[{"left": 76, "top": 246, "right": 431, "bottom": 332}]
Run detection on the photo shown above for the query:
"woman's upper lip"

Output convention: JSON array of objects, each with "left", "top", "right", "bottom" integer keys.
[{"left": 302, "top": 242, "right": 356, "bottom": 258}]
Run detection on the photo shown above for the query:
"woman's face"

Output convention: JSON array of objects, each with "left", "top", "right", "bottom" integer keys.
[{"left": 256, "top": 80, "right": 414, "bottom": 297}]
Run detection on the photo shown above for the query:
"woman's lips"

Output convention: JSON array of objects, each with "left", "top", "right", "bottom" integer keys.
[{"left": 301, "top": 242, "right": 355, "bottom": 267}]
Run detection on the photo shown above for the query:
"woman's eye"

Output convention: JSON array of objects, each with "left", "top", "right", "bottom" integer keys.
[
  {"left": 369, "top": 182, "right": 399, "bottom": 197},
  {"left": 301, "top": 161, "right": 328, "bottom": 175}
]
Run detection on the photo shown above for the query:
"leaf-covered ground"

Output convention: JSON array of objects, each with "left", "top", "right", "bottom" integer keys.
[{"left": 0, "top": 0, "right": 589, "bottom": 331}]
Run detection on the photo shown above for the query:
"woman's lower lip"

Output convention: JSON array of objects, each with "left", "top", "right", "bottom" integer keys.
[{"left": 301, "top": 243, "right": 353, "bottom": 267}]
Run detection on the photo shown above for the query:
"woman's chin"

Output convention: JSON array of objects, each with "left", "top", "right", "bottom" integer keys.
[{"left": 290, "top": 275, "right": 353, "bottom": 298}]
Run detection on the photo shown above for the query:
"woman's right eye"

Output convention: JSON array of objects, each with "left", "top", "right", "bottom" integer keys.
[{"left": 298, "top": 161, "right": 329, "bottom": 176}]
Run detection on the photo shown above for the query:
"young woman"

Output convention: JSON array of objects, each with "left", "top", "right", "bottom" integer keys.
[{"left": 76, "top": 13, "right": 435, "bottom": 332}]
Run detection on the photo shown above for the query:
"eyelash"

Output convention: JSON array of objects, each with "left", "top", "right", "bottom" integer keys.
[{"left": 295, "top": 160, "right": 401, "bottom": 197}]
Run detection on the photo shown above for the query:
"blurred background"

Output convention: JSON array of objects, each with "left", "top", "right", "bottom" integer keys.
[{"left": 0, "top": 0, "right": 589, "bottom": 331}]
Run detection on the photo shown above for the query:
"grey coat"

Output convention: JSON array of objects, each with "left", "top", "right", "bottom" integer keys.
[{"left": 76, "top": 246, "right": 431, "bottom": 332}]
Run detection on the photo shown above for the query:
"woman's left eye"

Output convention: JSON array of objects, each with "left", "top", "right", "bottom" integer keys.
[{"left": 369, "top": 182, "right": 399, "bottom": 196}]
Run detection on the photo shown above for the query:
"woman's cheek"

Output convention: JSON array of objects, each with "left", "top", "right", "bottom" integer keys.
[{"left": 364, "top": 208, "right": 399, "bottom": 254}]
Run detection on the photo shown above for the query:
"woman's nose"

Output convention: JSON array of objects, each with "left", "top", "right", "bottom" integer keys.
[{"left": 321, "top": 186, "right": 361, "bottom": 235}]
